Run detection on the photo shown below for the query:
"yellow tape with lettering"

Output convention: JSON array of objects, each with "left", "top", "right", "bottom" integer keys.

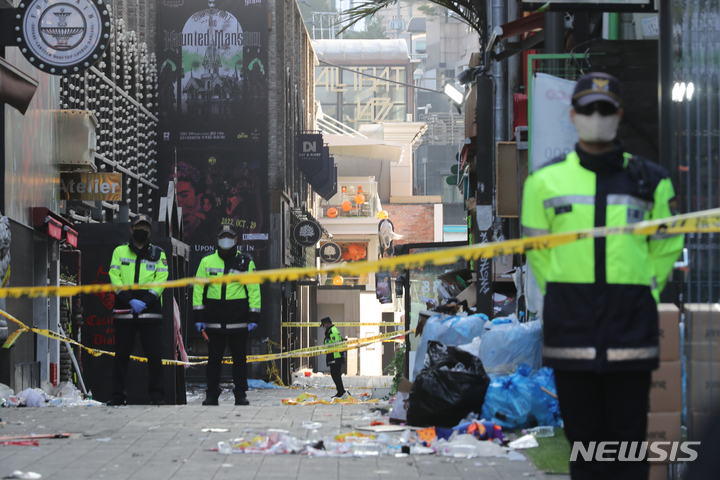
[{"left": 0, "top": 208, "right": 715, "bottom": 300}]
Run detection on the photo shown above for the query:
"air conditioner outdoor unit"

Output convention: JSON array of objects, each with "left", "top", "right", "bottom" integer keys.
[{"left": 52, "top": 110, "right": 98, "bottom": 169}]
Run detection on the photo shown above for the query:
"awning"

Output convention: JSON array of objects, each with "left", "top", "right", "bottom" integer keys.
[
  {"left": 31, "top": 207, "right": 78, "bottom": 246},
  {"left": 323, "top": 134, "right": 407, "bottom": 163}
]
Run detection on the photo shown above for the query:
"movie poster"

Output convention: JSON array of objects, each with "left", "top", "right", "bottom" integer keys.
[{"left": 157, "top": 0, "right": 268, "bottom": 269}]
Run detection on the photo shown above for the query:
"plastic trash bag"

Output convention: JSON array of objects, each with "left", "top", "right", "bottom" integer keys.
[
  {"left": 480, "top": 364, "right": 535, "bottom": 429},
  {"left": 412, "top": 313, "right": 488, "bottom": 380},
  {"left": 529, "top": 367, "right": 563, "bottom": 428},
  {"left": 479, "top": 317, "right": 542, "bottom": 377},
  {"left": 17, "top": 388, "right": 46, "bottom": 408},
  {"left": 407, "top": 341, "right": 490, "bottom": 428}
]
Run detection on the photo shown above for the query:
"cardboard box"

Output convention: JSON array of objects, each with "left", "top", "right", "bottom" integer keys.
[
  {"left": 684, "top": 303, "right": 720, "bottom": 344},
  {"left": 658, "top": 304, "right": 680, "bottom": 362},
  {"left": 686, "top": 360, "right": 720, "bottom": 412},
  {"left": 456, "top": 283, "right": 477, "bottom": 309},
  {"left": 685, "top": 340, "right": 720, "bottom": 362},
  {"left": 647, "top": 412, "right": 682, "bottom": 463},
  {"left": 690, "top": 409, "right": 712, "bottom": 441},
  {"left": 650, "top": 361, "right": 682, "bottom": 412},
  {"left": 648, "top": 463, "right": 669, "bottom": 480}
]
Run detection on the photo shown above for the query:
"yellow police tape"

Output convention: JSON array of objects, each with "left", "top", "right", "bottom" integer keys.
[
  {"left": 281, "top": 322, "right": 400, "bottom": 327},
  {"left": 0, "top": 307, "right": 413, "bottom": 366},
  {"left": 0, "top": 207, "right": 716, "bottom": 300}
]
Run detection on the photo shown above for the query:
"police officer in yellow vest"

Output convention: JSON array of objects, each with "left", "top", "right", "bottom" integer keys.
[
  {"left": 320, "top": 316, "right": 346, "bottom": 399},
  {"left": 522, "top": 73, "right": 683, "bottom": 479},
  {"left": 194, "top": 225, "right": 260, "bottom": 406},
  {"left": 108, "top": 214, "right": 169, "bottom": 406}
]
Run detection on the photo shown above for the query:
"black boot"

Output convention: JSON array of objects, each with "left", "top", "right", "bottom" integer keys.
[
  {"left": 235, "top": 397, "right": 250, "bottom": 406},
  {"left": 202, "top": 394, "right": 219, "bottom": 406}
]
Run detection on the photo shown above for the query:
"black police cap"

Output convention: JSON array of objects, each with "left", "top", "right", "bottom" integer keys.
[
  {"left": 217, "top": 224, "right": 238, "bottom": 238},
  {"left": 572, "top": 72, "right": 623, "bottom": 109},
  {"left": 131, "top": 214, "right": 152, "bottom": 227}
]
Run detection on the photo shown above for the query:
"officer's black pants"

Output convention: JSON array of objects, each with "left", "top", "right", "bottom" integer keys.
[
  {"left": 206, "top": 331, "right": 248, "bottom": 399},
  {"left": 112, "top": 322, "right": 165, "bottom": 402},
  {"left": 329, "top": 358, "right": 345, "bottom": 395},
  {"left": 555, "top": 370, "right": 651, "bottom": 480}
]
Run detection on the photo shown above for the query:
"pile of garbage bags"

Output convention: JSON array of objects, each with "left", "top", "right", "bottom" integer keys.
[{"left": 408, "top": 312, "right": 561, "bottom": 430}]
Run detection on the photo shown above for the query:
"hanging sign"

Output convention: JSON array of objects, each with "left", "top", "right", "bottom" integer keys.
[
  {"left": 15, "top": 0, "right": 111, "bottom": 76},
  {"left": 293, "top": 220, "right": 321, "bottom": 247},
  {"left": 319, "top": 242, "right": 341, "bottom": 263}
]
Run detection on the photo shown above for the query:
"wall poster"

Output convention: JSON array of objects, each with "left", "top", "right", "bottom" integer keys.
[{"left": 157, "top": 0, "right": 269, "bottom": 270}]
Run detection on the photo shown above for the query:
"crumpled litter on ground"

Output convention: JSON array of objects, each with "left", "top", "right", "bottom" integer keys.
[
  {"left": 281, "top": 393, "right": 378, "bottom": 406},
  {"left": 2, "top": 382, "right": 101, "bottom": 408},
  {"left": 210, "top": 417, "right": 524, "bottom": 459},
  {"left": 508, "top": 434, "right": 539, "bottom": 449},
  {"left": 4, "top": 471, "right": 42, "bottom": 479}
]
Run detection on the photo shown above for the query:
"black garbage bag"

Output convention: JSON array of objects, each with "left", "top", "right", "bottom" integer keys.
[{"left": 407, "top": 341, "right": 490, "bottom": 428}]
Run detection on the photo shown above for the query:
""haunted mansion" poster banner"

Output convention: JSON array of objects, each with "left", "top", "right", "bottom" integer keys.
[{"left": 157, "top": 0, "right": 269, "bottom": 269}]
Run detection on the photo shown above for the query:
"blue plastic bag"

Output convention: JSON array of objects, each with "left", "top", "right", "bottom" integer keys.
[
  {"left": 247, "top": 379, "right": 284, "bottom": 389},
  {"left": 412, "top": 313, "right": 488, "bottom": 380},
  {"left": 480, "top": 363, "right": 535, "bottom": 429},
  {"left": 479, "top": 318, "right": 543, "bottom": 377},
  {"left": 529, "top": 367, "right": 562, "bottom": 427}
]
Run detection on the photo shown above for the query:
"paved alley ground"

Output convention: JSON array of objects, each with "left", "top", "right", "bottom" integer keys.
[{"left": 0, "top": 377, "right": 570, "bottom": 480}]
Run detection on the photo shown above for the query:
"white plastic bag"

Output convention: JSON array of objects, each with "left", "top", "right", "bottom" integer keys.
[
  {"left": 17, "top": 388, "right": 46, "bottom": 407},
  {"left": 412, "top": 313, "right": 488, "bottom": 380},
  {"left": 480, "top": 318, "right": 543, "bottom": 377}
]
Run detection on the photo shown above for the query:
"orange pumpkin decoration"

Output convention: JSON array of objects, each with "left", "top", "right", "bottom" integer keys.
[
  {"left": 348, "top": 244, "right": 359, "bottom": 256},
  {"left": 354, "top": 193, "right": 365, "bottom": 205},
  {"left": 377, "top": 210, "right": 388, "bottom": 219},
  {"left": 342, "top": 200, "right": 353, "bottom": 212},
  {"left": 327, "top": 207, "right": 338, "bottom": 218},
  {"left": 333, "top": 276, "right": 343, "bottom": 286},
  {"left": 342, "top": 251, "right": 352, "bottom": 261},
  {"left": 358, "top": 247, "right": 367, "bottom": 258}
]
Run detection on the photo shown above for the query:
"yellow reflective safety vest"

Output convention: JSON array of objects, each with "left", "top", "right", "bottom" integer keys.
[
  {"left": 324, "top": 325, "right": 343, "bottom": 363},
  {"left": 109, "top": 243, "right": 168, "bottom": 323},
  {"left": 193, "top": 250, "right": 261, "bottom": 332},
  {"left": 521, "top": 146, "right": 684, "bottom": 372}
]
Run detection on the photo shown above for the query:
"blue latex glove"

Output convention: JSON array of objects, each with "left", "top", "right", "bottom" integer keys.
[
  {"left": 129, "top": 299, "right": 146, "bottom": 314},
  {"left": 248, "top": 323, "right": 258, "bottom": 331},
  {"left": 195, "top": 322, "right": 206, "bottom": 332}
]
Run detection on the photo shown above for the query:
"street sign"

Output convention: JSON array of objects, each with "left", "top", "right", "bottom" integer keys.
[
  {"left": 319, "top": 242, "right": 341, "bottom": 263},
  {"left": 15, "top": 0, "right": 111, "bottom": 76},
  {"left": 293, "top": 220, "right": 321, "bottom": 247}
]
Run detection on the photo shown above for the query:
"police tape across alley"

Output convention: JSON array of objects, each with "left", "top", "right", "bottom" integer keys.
[
  {"left": 0, "top": 305, "right": 414, "bottom": 365},
  {"left": 1, "top": 207, "right": 720, "bottom": 366},
  {"left": 0, "top": 207, "right": 718, "bottom": 301}
]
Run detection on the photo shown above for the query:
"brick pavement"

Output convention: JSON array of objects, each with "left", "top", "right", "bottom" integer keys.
[{"left": 0, "top": 378, "right": 570, "bottom": 480}]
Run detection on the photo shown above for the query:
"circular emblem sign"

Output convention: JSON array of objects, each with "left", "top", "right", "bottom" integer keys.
[
  {"left": 319, "top": 242, "right": 341, "bottom": 263},
  {"left": 16, "top": 0, "right": 111, "bottom": 75},
  {"left": 293, "top": 220, "right": 321, "bottom": 247}
]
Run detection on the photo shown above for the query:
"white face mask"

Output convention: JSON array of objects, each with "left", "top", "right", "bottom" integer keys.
[
  {"left": 218, "top": 237, "right": 236, "bottom": 250},
  {"left": 572, "top": 111, "right": 620, "bottom": 143}
]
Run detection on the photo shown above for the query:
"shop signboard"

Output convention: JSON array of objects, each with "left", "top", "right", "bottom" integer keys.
[
  {"left": 60, "top": 173, "right": 122, "bottom": 201},
  {"left": 15, "top": 0, "right": 111, "bottom": 75},
  {"left": 293, "top": 220, "right": 321, "bottom": 247}
]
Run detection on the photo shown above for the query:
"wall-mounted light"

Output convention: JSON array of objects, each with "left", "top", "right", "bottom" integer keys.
[{"left": 443, "top": 83, "right": 464, "bottom": 106}]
